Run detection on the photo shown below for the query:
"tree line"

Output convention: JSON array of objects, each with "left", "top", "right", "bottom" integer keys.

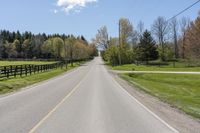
[
  {"left": 94, "top": 11, "right": 200, "bottom": 66},
  {"left": 0, "top": 30, "right": 98, "bottom": 62}
]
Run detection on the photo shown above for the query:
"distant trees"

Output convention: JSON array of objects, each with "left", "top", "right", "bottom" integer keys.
[
  {"left": 102, "top": 10, "right": 200, "bottom": 66},
  {"left": 93, "top": 26, "right": 109, "bottom": 49},
  {"left": 152, "top": 17, "right": 169, "bottom": 61},
  {"left": 0, "top": 30, "right": 97, "bottom": 61}
]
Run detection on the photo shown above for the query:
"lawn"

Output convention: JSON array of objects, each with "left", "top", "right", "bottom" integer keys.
[
  {"left": 121, "top": 73, "right": 200, "bottom": 119},
  {"left": 0, "top": 62, "right": 82, "bottom": 94},
  {"left": 112, "top": 61, "right": 200, "bottom": 72},
  {"left": 0, "top": 61, "right": 56, "bottom": 66}
]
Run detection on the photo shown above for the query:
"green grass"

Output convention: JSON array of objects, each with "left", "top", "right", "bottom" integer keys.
[
  {"left": 0, "top": 62, "right": 82, "bottom": 94},
  {"left": 112, "top": 62, "right": 200, "bottom": 72},
  {"left": 121, "top": 73, "right": 200, "bottom": 119},
  {"left": 0, "top": 61, "right": 56, "bottom": 66}
]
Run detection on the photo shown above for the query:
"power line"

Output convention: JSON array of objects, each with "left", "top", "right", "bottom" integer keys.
[{"left": 167, "top": 0, "right": 200, "bottom": 21}]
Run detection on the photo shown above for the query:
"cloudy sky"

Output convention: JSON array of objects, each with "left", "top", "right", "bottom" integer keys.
[{"left": 0, "top": 0, "right": 199, "bottom": 41}]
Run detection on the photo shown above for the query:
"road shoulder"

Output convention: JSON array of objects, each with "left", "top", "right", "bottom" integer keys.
[
  {"left": 109, "top": 70, "right": 200, "bottom": 133},
  {"left": 0, "top": 64, "right": 81, "bottom": 99}
]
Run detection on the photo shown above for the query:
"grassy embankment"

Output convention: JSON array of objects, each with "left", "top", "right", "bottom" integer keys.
[
  {"left": 0, "top": 61, "right": 83, "bottom": 94},
  {"left": 121, "top": 73, "right": 200, "bottom": 118},
  {"left": 109, "top": 61, "right": 200, "bottom": 118},
  {"left": 112, "top": 61, "right": 200, "bottom": 72}
]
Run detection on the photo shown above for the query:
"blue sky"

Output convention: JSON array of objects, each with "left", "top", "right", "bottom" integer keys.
[{"left": 0, "top": 0, "right": 199, "bottom": 41}]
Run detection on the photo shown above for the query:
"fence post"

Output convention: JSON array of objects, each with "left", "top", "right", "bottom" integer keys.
[
  {"left": 6, "top": 67, "right": 9, "bottom": 78},
  {"left": 25, "top": 65, "right": 28, "bottom": 76},
  {"left": 37, "top": 65, "right": 39, "bottom": 73},
  {"left": 29, "top": 65, "right": 32, "bottom": 75},
  {"left": 10, "top": 66, "right": 13, "bottom": 76},
  {"left": 20, "top": 65, "right": 22, "bottom": 77},
  {"left": 14, "top": 66, "right": 17, "bottom": 77}
]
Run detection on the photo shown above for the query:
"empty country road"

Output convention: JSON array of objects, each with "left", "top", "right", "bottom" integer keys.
[{"left": 0, "top": 57, "right": 178, "bottom": 133}]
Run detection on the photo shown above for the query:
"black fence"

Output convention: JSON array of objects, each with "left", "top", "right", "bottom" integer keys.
[
  {"left": 0, "top": 62, "right": 64, "bottom": 79},
  {"left": 0, "top": 57, "right": 94, "bottom": 80}
]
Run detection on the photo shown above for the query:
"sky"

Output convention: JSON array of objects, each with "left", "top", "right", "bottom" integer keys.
[{"left": 0, "top": 0, "right": 199, "bottom": 41}]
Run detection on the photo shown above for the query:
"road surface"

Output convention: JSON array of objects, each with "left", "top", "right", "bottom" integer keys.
[{"left": 0, "top": 57, "right": 179, "bottom": 133}]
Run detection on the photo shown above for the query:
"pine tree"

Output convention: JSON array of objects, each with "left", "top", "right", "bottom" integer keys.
[{"left": 138, "top": 30, "right": 158, "bottom": 63}]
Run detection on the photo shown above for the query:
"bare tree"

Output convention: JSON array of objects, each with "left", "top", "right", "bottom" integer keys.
[
  {"left": 180, "top": 17, "right": 190, "bottom": 59},
  {"left": 94, "top": 26, "right": 109, "bottom": 49},
  {"left": 152, "top": 16, "right": 169, "bottom": 60},
  {"left": 170, "top": 18, "right": 179, "bottom": 59},
  {"left": 137, "top": 20, "right": 144, "bottom": 37}
]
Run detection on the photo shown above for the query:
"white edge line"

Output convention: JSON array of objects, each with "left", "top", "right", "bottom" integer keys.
[{"left": 111, "top": 75, "right": 180, "bottom": 133}]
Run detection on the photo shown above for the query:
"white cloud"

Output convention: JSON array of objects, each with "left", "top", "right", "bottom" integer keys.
[
  {"left": 56, "top": 0, "right": 97, "bottom": 13},
  {"left": 54, "top": 9, "right": 58, "bottom": 14}
]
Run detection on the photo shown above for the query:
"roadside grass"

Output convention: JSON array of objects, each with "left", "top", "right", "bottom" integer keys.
[
  {"left": 112, "top": 61, "right": 200, "bottom": 72},
  {"left": 0, "top": 61, "right": 56, "bottom": 66},
  {"left": 121, "top": 73, "right": 200, "bottom": 119},
  {"left": 0, "top": 62, "right": 81, "bottom": 94}
]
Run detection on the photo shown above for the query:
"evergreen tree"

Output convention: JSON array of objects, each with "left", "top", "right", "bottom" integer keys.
[{"left": 138, "top": 30, "right": 158, "bottom": 63}]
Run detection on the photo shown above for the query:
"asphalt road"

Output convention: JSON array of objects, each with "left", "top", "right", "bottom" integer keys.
[{"left": 0, "top": 57, "right": 179, "bottom": 133}]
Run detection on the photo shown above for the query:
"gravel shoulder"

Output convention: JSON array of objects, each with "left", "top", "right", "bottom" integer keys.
[{"left": 109, "top": 70, "right": 200, "bottom": 133}]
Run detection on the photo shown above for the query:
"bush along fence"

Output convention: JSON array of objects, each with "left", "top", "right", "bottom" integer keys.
[{"left": 0, "top": 62, "right": 65, "bottom": 79}]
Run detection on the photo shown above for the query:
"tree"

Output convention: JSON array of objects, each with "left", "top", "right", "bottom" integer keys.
[
  {"left": 0, "top": 35, "right": 3, "bottom": 58},
  {"left": 180, "top": 17, "right": 190, "bottom": 59},
  {"left": 119, "top": 18, "right": 135, "bottom": 48},
  {"left": 138, "top": 30, "right": 158, "bottom": 63},
  {"left": 185, "top": 12, "right": 200, "bottom": 61},
  {"left": 42, "top": 39, "right": 54, "bottom": 59},
  {"left": 13, "top": 39, "right": 21, "bottom": 57},
  {"left": 31, "top": 34, "right": 45, "bottom": 58},
  {"left": 66, "top": 37, "right": 76, "bottom": 66},
  {"left": 119, "top": 18, "right": 137, "bottom": 64},
  {"left": 103, "top": 45, "right": 119, "bottom": 66},
  {"left": 73, "top": 40, "right": 89, "bottom": 60},
  {"left": 94, "top": 26, "right": 109, "bottom": 49},
  {"left": 152, "top": 16, "right": 169, "bottom": 61},
  {"left": 88, "top": 44, "right": 98, "bottom": 57},
  {"left": 22, "top": 39, "right": 31, "bottom": 58},
  {"left": 170, "top": 18, "right": 179, "bottom": 59},
  {"left": 52, "top": 37, "right": 64, "bottom": 60},
  {"left": 137, "top": 21, "right": 145, "bottom": 37},
  {"left": 4, "top": 41, "right": 17, "bottom": 58}
]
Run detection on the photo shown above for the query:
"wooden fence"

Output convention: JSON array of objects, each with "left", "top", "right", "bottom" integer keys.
[{"left": 0, "top": 62, "right": 64, "bottom": 79}]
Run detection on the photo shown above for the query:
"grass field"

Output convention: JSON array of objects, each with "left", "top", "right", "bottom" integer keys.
[
  {"left": 0, "top": 62, "right": 82, "bottom": 94},
  {"left": 121, "top": 73, "right": 200, "bottom": 119},
  {"left": 0, "top": 61, "right": 56, "bottom": 66},
  {"left": 112, "top": 62, "right": 200, "bottom": 72}
]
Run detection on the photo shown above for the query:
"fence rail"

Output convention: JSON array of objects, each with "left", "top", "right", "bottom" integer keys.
[
  {"left": 0, "top": 57, "right": 93, "bottom": 79},
  {"left": 0, "top": 62, "right": 64, "bottom": 79}
]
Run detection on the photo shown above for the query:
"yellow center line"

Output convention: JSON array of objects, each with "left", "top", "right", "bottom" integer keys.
[{"left": 28, "top": 68, "right": 91, "bottom": 133}]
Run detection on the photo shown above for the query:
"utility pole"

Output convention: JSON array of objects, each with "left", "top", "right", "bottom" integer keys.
[{"left": 118, "top": 20, "right": 122, "bottom": 65}]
